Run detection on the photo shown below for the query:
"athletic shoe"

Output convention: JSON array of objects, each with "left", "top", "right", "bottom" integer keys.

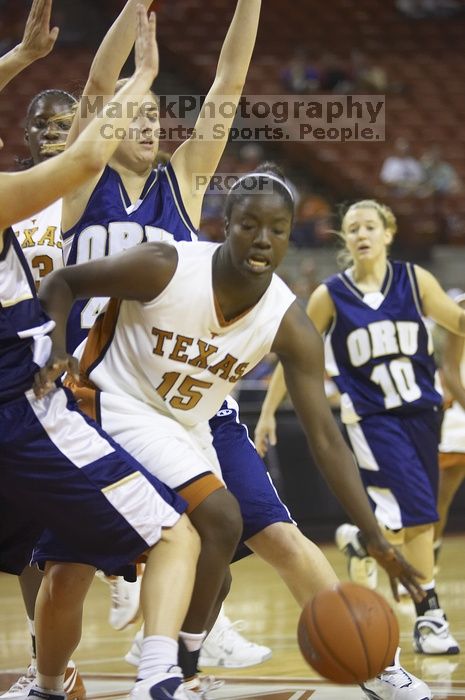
[
  {"left": 413, "top": 608, "right": 460, "bottom": 655},
  {"left": 125, "top": 628, "right": 144, "bottom": 667},
  {"left": 182, "top": 675, "right": 224, "bottom": 696},
  {"left": 63, "top": 662, "right": 86, "bottom": 700},
  {"left": 2, "top": 662, "right": 85, "bottom": 700},
  {"left": 104, "top": 574, "right": 142, "bottom": 630},
  {"left": 26, "top": 689, "right": 66, "bottom": 700},
  {"left": 130, "top": 669, "right": 187, "bottom": 700},
  {"left": 126, "top": 615, "right": 272, "bottom": 670},
  {"left": 1, "top": 665, "right": 36, "bottom": 699},
  {"left": 199, "top": 612, "right": 272, "bottom": 668},
  {"left": 335, "top": 523, "right": 378, "bottom": 590},
  {"left": 361, "top": 648, "right": 431, "bottom": 699}
]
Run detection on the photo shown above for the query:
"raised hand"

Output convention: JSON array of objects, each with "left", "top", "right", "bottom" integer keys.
[
  {"left": 19, "top": 0, "right": 59, "bottom": 63},
  {"left": 134, "top": 5, "right": 158, "bottom": 83}
]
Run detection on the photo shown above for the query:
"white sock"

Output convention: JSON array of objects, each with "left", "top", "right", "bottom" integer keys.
[
  {"left": 179, "top": 630, "right": 207, "bottom": 652},
  {"left": 35, "top": 673, "right": 65, "bottom": 692},
  {"left": 137, "top": 636, "right": 179, "bottom": 680}
]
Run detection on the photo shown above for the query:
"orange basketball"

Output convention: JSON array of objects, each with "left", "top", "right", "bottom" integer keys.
[{"left": 297, "top": 582, "right": 399, "bottom": 684}]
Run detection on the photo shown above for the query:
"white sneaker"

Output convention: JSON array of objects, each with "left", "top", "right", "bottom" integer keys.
[
  {"left": 130, "top": 669, "right": 187, "bottom": 700},
  {"left": 26, "top": 689, "right": 66, "bottom": 700},
  {"left": 413, "top": 608, "right": 460, "bottom": 655},
  {"left": 1, "top": 665, "right": 36, "bottom": 699},
  {"left": 99, "top": 573, "right": 142, "bottom": 630},
  {"left": 335, "top": 523, "right": 378, "bottom": 590},
  {"left": 2, "top": 662, "right": 85, "bottom": 700},
  {"left": 125, "top": 628, "right": 143, "bottom": 666},
  {"left": 361, "top": 648, "right": 431, "bottom": 699},
  {"left": 182, "top": 676, "right": 224, "bottom": 696},
  {"left": 199, "top": 611, "right": 272, "bottom": 668}
]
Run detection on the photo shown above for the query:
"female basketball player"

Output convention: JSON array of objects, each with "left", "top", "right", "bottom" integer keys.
[
  {"left": 54, "top": 5, "right": 434, "bottom": 687},
  {"left": 3, "top": 89, "right": 83, "bottom": 700},
  {"left": 0, "top": 7, "right": 202, "bottom": 700},
  {"left": 38, "top": 172, "right": 431, "bottom": 700},
  {"left": 255, "top": 199, "right": 463, "bottom": 662},
  {"left": 60, "top": 0, "right": 270, "bottom": 679}
]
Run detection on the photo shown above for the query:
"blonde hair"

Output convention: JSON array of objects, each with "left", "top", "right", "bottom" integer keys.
[{"left": 337, "top": 199, "right": 397, "bottom": 268}]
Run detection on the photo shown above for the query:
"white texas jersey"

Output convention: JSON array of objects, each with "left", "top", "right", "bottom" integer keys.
[
  {"left": 12, "top": 199, "right": 63, "bottom": 290},
  {"left": 81, "top": 241, "right": 296, "bottom": 426},
  {"left": 440, "top": 292, "right": 465, "bottom": 453}
]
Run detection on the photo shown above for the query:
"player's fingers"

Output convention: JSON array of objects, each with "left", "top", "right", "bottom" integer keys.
[
  {"left": 389, "top": 576, "right": 400, "bottom": 602},
  {"left": 33, "top": 367, "right": 54, "bottom": 397},
  {"left": 27, "top": 0, "right": 42, "bottom": 25},
  {"left": 40, "top": 0, "right": 53, "bottom": 27},
  {"left": 254, "top": 436, "right": 265, "bottom": 457},
  {"left": 400, "top": 578, "right": 425, "bottom": 604},
  {"left": 269, "top": 426, "right": 277, "bottom": 446},
  {"left": 49, "top": 26, "right": 59, "bottom": 43}
]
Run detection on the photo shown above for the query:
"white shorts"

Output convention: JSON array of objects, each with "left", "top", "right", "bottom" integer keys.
[
  {"left": 99, "top": 391, "right": 224, "bottom": 489},
  {"left": 440, "top": 402, "right": 465, "bottom": 454}
]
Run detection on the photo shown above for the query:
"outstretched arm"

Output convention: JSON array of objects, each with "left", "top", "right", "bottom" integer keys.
[
  {"left": 255, "top": 283, "right": 335, "bottom": 456},
  {"left": 35, "top": 241, "right": 176, "bottom": 396},
  {"left": 272, "top": 302, "right": 425, "bottom": 601},
  {"left": 0, "top": 7, "right": 158, "bottom": 230},
  {"left": 170, "top": 0, "right": 262, "bottom": 227},
  {"left": 0, "top": 0, "right": 58, "bottom": 93},
  {"left": 66, "top": 0, "right": 153, "bottom": 147}
]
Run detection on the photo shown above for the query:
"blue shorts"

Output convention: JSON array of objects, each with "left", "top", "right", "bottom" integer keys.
[
  {"left": 346, "top": 409, "right": 440, "bottom": 529},
  {"left": 0, "top": 387, "right": 186, "bottom": 575},
  {"left": 209, "top": 398, "right": 293, "bottom": 548}
]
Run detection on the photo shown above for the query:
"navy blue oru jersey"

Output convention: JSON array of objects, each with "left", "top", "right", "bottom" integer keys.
[
  {"left": 0, "top": 228, "right": 54, "bottom": 401},
  {"left": 63, "top": 163, "right": 197, "bottom": 352},
  {"left": 324, "top": 261, "right": 442, "bottom": 423}
]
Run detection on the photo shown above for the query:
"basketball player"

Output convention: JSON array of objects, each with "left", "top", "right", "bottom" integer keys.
[
  {"left": 0, "top": 6, "right": 81, "bottom": 695},
  {"left": 255, "top": 200, "right": 462, "bottom": 664},
  {"left": 37, "top": 171, "right": 430, "bottom": 700},
  {"left": 0, "top": 8, "right": 202, "bottom": 700},
  {"left": 61, "top": 0, "right": 271, "bottom": 676},
  {"left": 2, "top": 89, "right": 82, "bottom": 700},
  {"left": 434, "top": 290, "right": 465, "bottom": 560}
]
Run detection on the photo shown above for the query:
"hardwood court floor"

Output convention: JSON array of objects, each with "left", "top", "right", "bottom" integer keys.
[{"left": 1, "top": 535, "right": 465, "bottom": 699}]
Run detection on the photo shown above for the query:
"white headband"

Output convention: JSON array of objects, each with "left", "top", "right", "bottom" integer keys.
[{"left": 230, "top": 172, "right": 295, "bottom": 202}]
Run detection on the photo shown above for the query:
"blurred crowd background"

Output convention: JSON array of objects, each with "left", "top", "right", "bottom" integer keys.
[{"left": 1, "top": 0, "right": 465, "bottom": 393}]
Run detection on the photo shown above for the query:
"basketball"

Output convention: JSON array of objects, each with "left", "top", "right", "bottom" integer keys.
[{"left": 297, "top": 582, "right": 399, "bottom": 684}]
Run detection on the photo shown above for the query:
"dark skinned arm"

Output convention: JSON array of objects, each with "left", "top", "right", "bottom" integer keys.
[
  {"left": 272, "top": 301, "right": 424, "bottom": 601},
  {"left": 35, "top": 242, "right": 177, "bottom": 396}
]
